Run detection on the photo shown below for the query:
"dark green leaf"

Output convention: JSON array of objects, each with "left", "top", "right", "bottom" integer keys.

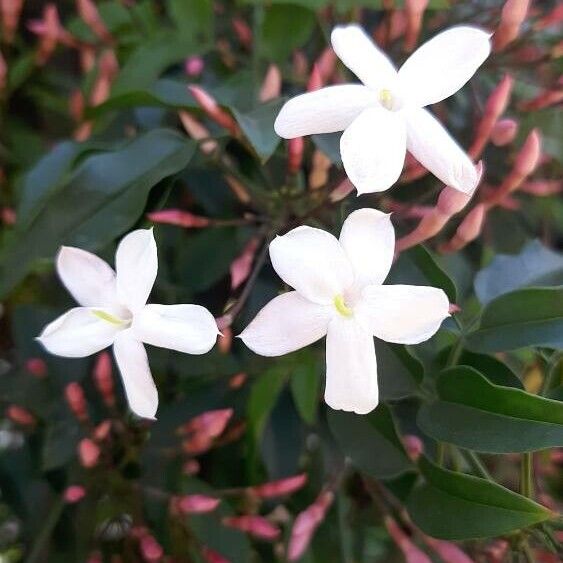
[
  {"left": 376, "top": 341, "right": 423, "bottom": 400},
  {"left": 458, "top": 349, "right": 523, "bottom": 388},
  {"left": 418, "top": 366, "right": 563, "bottom": 452},
  {"left": 290, "top": 351, "right": 321, "bottom": 425},
  {"left": 407, "top": 457, "right": 553, "bottom": 539},
  {"left": 466, "top": 287, "right": 563, "bottom": 352},
  {"left": 166, "top": 0, "right": 213, "bottom": 42},
  {"left": 328, "top": 405, "right": 412, "bottom": 478}
]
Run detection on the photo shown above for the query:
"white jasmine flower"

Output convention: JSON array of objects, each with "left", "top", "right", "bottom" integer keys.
[
  {"left": 37, "top": 229, "right": 218, "bottom": 419},
  {"left": 275, "top": 25, "right": 490, "bottom": 195},
  {"left": 239, "top": 209, "right": 449, "bottom": 415}
]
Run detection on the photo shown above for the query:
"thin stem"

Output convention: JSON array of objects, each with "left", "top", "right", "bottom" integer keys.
[
  {"left": 463, "top": 449, "right": 494, "bottom": 482},
  {"left": 26, "top": 496, "right": 65, "bottom": 563},
  {"left": 520, "top": 452, "right": 534, "bottom": 499}
]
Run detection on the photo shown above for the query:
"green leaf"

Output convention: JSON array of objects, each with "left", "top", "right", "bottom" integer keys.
[
  {"left": 376, "top": 340, "right": 424, "bottom": 400},
  {"left": 0, "top": 129, "right": 195, "bottom": 297},
  {"left": 166, "top": 0, "right": 213, "bottom": 42},
  {"left": 407, "top": 457, "right": 553, "bottom": 540},
  {"left": 328, "top": 405, "right": 412, "bottom": 478},
  {"left": 457, "top": 349, "right": 523, "bottom": 389},
  {"left": 232, "top": 99, "right": 285, "bottom": 162},
  {"left": 417, "top": 366, "right": 563, "bottom": 453},
  {"left": 475, "top": 240, "right": 563, "bottom": 305},
  {"left": 42, "top": 411, "right": 83, "bottom": 471},
  {"left": 466, "top": 287, "right": 563, "bottom": 352},
  {"left": 290, "top": 351, "right": 321, "bottom": 425},
  {"left": 519, "top": 107, "right": 562, "bottom": 164}
]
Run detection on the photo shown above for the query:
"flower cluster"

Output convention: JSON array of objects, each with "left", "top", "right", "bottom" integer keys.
[{"left": 38, "top": 24, "right": 489, "bottom": 419}]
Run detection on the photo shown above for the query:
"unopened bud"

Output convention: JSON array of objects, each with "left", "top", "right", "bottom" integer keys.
[
  {"left": 404, "top": 0, "right": 429, "bottom": 52},
  {"left": 259, "top": 64, "right": 281, "bottom": 102},
  {"left": 93, "top": 420, "right": 112, "bottom": 441},
  {"left": 494, "top": 0, "right": 530, "bottom": 51},
  {"left": 185, "top": 56, "right": 204, "bottom": 77},
  {"left": 178, "top": 111, "right": 218, "bottom": 154},
  {"left": 177, "top": 494, "right": 220, "bottom": 514},
  {"left": 218, "top": 326, "right": 233, "bottom": 354},
  {"left": 65, "top": 382, "right": 89, "bottom": 422},
  {"left": 421, "top": 535, "right": 474, "bottom": 563},
  {"left": 293, "top": 51, "right": 308, "bottom": 80},
  {"left": 77, "top": 0, "right": 112, "bottom": 43},
  {"left": 288, "top": 137, "right": 304, "bottom": 175},
  {"left": 64, "top": 485, "right": 86, "bottom": 504},
  {"left": 0, "top": 0, "right": 24, "bottom": 44},
  {"left": 147, "top": 209, "right": 210, "bottom": 229},
  {"left": 182, "top": 459, "right": 200, "bottom": 475},
  {"left": 25, "top": 357, "right": 47, "bottom": 377},
  {"left": 251, "top": 474, "right": 307, "bottom": 498},
  {"left": 202, "top": 546, "right": 229, "bottom": 563},
  {"left": 402, "top": 435, "right": 424, "bottom": 461},
  {"left": 514, "top": 129, "right": 541, "bottom": 176},
  {"left": 0, "top": 52, "right": 6, "bottom": 92},
  {"left": 188, "top": 85, "right": 238, "bottom": 135},
  {"left": 316, "top": 47, "right": 337, "bottom": 83},
  {"left": 7, "top": 405, "right": 35, "bottom": 426},
  {"left": 385, "top": 516, "right": 432, "bottom": 563},
  {"left": 232, "top": 17, "right": 252, "bottom": 49},
  {"left": 222, "top": 516, "right": 281, "bottom": 541},
  {"left": 442, "top": 204, "right": 486, "bottom": 253},
  {"left": 330, "top": 179, "right": 354, "bottom": 203},
  {"left": 78, "top": 438, "right": 100, "bottom": 468},
  {"left": 307, "top": 64, "right": 323, "bottom": 92},
  {"left": 520, "top": 180, "right": 562, "bottom": 196},
  {"left": 308, "top": 149, "right": 331, "bottom": 190},
  {"left": 93, "top": 351, "right": 115, "bottom": 407},
  {"left": 231, "top": 238, "right": 259, "bottom": 291},
  {"left": 437, "top": 186, "right": 472, "bottom": 216},
  {"left": 228, "top": 372, "right": 247, "bottom": 389},
  {"left": 491, "top": 118, "right": 518, "bottom": 146},
  {"left": 139, "top": 534, "right": 163, "bottom": 563}
]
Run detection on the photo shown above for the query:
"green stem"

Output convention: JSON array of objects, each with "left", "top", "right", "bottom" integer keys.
[
  {"left": 27, "top": 496, "right": 65, "bottom": 563},
  {"left": 463, "top": 449, "right": 494, "bottom": 482},
  {"left": 520, "top": 452, "right": 534, "bottom": 499}
]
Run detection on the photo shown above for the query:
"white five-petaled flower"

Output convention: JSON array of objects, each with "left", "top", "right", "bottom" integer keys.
[
  {"left": 275, "top": 25, "right": 491, "bottom": 195},
  {"left": 239, "top": 209, "right": 450, "bottom": 415},
  {"left": 37, "top": 229, "right": 219, "bottom": 419}
]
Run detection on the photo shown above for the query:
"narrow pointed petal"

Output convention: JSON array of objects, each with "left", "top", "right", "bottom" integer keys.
[
  {"left": 341, "top": 108, "right": 406, "bottom": 194},
  {"left": 331, "top": 25, "right": 398, "bottom": 91},
  {"left": 399, "top": 26, "right": 491, "bottom": 107},
  {"left": 269, "top": 228, "right": 353, "bottom": 305},
  {"left": 57, "top": 246, "right": 117, "bottom": 307},
  {"left": 325, "top": 317, "right": 378, "bottom": 415},
  {"left": 239, "top": 291, "right": 332, "bottom": 356},
  {"left": 132, "top": 304, "right": 218, "bottom": 354},
  {"left": 406, "top": 108, "right": 479, "bottom": 194},
  {"left": 274, "top": 85, "right": 373, "bottom": 138},
  {"left": 113, "top": 331, "right": 158, "bottom": 419},
  {"left": 339, "top": 209, "right": 395, "bottom": 289},
  {"left": 357, "top": 284, "right": 449, "bottom": 344},
  {"left": 115, "top": 229, "right": 158, "bottom": 312},
  {"left": 37, "top": 307, "right": 122, "bottom": 357}
]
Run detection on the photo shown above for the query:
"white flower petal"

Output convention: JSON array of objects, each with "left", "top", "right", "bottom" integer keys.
[
  {"left": 37, "top": 307, "right": 122, "bottom": 358},
  {"left": 331, "top": 25, "right": 398, "bottom": 91},
  {"left": 115, "top": 229, "right": 158, "bottom": 312},
  {"left": 406, "top": 108, "right": 479, "bottom": 194},
  {"left": 132, "top": 304, "right": 218, "bottom": 354},
  {"left": 113, "top": 330, "right": 158, "bottom": 419},
  {"left": 339, "top": 209, "right": 395, "bottom": 289},
  {"left": 399, "top": 26, "right": 491, "bottom": 107},
  {"left": 357, "top": 284, "right": 449, "bottom": 344},
  {"left": 274, "top": 85, "right": 373, "bottom": 138},
  {"left": 325, "top": 317, "right": 378, "bottom": 415},
  {"left": 341, "top": 107, "right": 406, "bottom": 194},
  {"left": 56, "top": 246, "right": 117, "bottom": 307},
  {"left": 269, "top": 227, "right": 354, "bottom": 305},
  {"left": 239, "top": 291, "right": 332, "bottom": 356}
]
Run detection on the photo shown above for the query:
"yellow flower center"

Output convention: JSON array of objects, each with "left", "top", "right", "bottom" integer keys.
[
  {"left": 91, "top": 309, "right": 126, "bottom": 326},
  {"left": 379, "top": 88, "right": 393, "bottom": 110},
  {"left": 333, "top": 294, "right": 353, "bottom": 317}
]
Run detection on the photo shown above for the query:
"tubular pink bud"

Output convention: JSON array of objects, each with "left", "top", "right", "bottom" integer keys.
[
  {"left": 25, "top": 357, "right": 48, "bottom": 378},
  {"left": 315, "top": 47, "right": 337, "bottom": 83},
  {"left": 64, "top": 485, "right": 86, "bottom": 504},
  {"left": 65, "top": 382, "right": 89, "bottom": 422},
  {"left": 519, "top": 89, "right": 563, "bottom": 111},
  {"left": 33, "top": 5, "right": 60, "bottom": 65},
  {"left": 307, "top": 64, "right": 323, "bottom": 92},
  {"left": 182, "top": 459, "right": 200, "bottom": 475},
  {"left": 330, "top": 179, "right": 355, "bottom": 203},
  {"left": 185, "top": 56, "right": 204, "bottom": 77},
  {"left": 0, "top": 52, "right": 6, "bottom": 92},
  {"left": 90, "top": 50, "right": 118, "bottom": 107},
  {"left": 147, "top": 209, "right": 211, "bottom": 229},
  {"left": 178, "top": 111, "right": 218, "bottom": 154},
  {"left": 491, "top": 118, "right": 518, "bottom": 146},
  {"left": 7, "top": 405, "right": 35, "bottom": 426},
  {"left": 78, "top": 438, "right": 100, "bottom": 468},
  {"left": 251, "top": 474, "right": 307, "bottom": 498},
  {"left": 139, "top": 534, "right": 163, "bottom": 563},
  {"left": 259, "top": 64, "right": 282, "bottom": 102},
  {"left": 93, "top": 420, "right": 112, "bottom": 441},
  {"left": 436, "top": 186, "right": 473, "bottom": 216},
  {"left": 288, "top": 491, "right": 334, "bottom": 561},
  {"left": 232, "top": 17, "right": 252, "bottom": 49},
  {"left": 402, "top": 435, "right": 424, "bottom": 461},
  {"left": 535, "top": 4, "right": 563, "bottom": 30},
  {"left": 514, "top": 129, "right": 541, "bottom": 177},
  {"left": 182, "top": 409, "right": 233, "bottom": 438},
  {"left": 493, "top": 0, "right": 530, "bottom": 52},
  {"left": 441, "top": 204, "right": 486, "bottom": 253},
  {"left": 448, "top": 304, "right": 462, "bottom": 314},
  {"left": 76, "top": 0, "right": 112, "bottom": 43},
  {"left": 188, "top": 85, "right": 238, "bottom": 135},
  {"left": 385, "top": 517, "right": 432, "bottom": 563},
  {"left": 0, "top": 206, "right": 14, "bottom": 225},
  {"left": 230, "top": 238, "right": 259, "bottom": 291},
  {"left": 69, "top": 90, "right": 85, "bottom": 122},
  {"left": 288, "top": 137, "right": 304, "bottom": 175},
  {"left": 520, "top": 180, "right": 562, "bottom": 196},
  {"left": 222, "top": 516, "right": 281, "bottom": 541},
  {"left": 0, "top": 0, "right": 24, "bottom": 44},
  {"left": 177, "top": 494, "right": 220, "bottom": 514},
  {"left": 229, "top": 372, "right": 247, "bottom": 389},
  {"left": 202, "top": 546, "right": 229, "bottom": 563},
  {"left": 404, "top": 0, "right": 429, "bottom": 52},
  {"left": 218, "top": 326, "right": 233, "bottom": 354},
  {"left": 422, "top": 536, "right": 476, "bottom": 563},
  {"left": 293, "top": 51, "right": 308, "bottom": 80},
  {"left": 93, "top": 351, "right": 115, "bottom": 407}
]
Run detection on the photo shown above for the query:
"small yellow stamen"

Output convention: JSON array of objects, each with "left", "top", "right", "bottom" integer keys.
[
  {"left": 92, "top": 310, "right": 125, "bottom": 325},
  {"left": 334, "top": 294, "right": 353, "bottom": 317},
  {"left": 379, "top": 88, "right": 393, "bottom": 110}
]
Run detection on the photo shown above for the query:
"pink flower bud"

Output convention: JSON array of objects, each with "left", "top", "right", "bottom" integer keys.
[
  {"left": 259, "top": 64, "right": 282, "bottom": 102},
  {"left": 77, "top": 0, "right": 113, "bottom": 43},
  {"left": 93, "top": 420, "right": 112, "bottom": 441},
  {"left": 315, "top": 47, "right": 337, "bottom": 84},
  {"left": 202, "top": 546, "right": 230, "bottom": 563},
  {"left": 182, "top": 459, "right": 200, "bottom": 475},
  {"left": 139, "top": 534, "right": 163, "bottom": 562},
  {"left": 292, "top": 51, "right": 308, "bottom": 80},
  {"left": 178, "top": 111, "right": 218, "bottom": 154},
  {"left": 188, "top": 85, "right": 238, "bottom": 135},
  {"left": 514, "top": 129, "right": 541, "bottom": 177},
  {"left": 436, "top": 186, "right": 472, "bottom": 216},
  {"left": 519, "top": 89, "right": 563, "bottom": 112},
  {"left": 147, "top": 209, "right": 211, "bottom": 229},
  {"left": 230, "top": 238, "right": 259, "bottom": 291},
  {"left": 494, "top": 0, "right": 530, "bottom": 51},
  {"left": 177, "top": 494, "right": 220, "bottom": 514},
  {"left": 185, "top": 56, "right": 204, "bottom": 77},
  {"left": 218, "top": 326, "right": 233, "bottom": 354},
  {"left": 329, "top": 179, "right": 354, "bottom": 203},
  {"left": 232, "top": 17, "right": 252, "bottom": 49},
  {"left": 491, "top": 118, "right": 518, "bottom": 146},
  {"left": 0, "top": 0, "right": 24, "bottom": 44},
  {"left": 385, "top": 517, "right": 432, "bottom": 563},
  {"left": 25, "top": 357, "right": 47, "bottom": 378},
  {"left": 307, "top": 64, "right": 323, "bottom": 92},
  {"left": 1, "top": 206, "right": 15, "bottom": 225},
  {"left": 484, "top": 539, "right": 509, "bottom": 562},
  {"left": 181, "top": 409, "right": 233, "bottom": 438},
  {"left": 251, "top": 474, "right": 307, "bottom": 499},
  {"left": 288, "top": 137, "right": 304, "bottom": 175},
  {"left": 6, "top": 405, "right": 35, "bottom": 426},
  {"left": 229, "top": 372, "right": 247, "bottom": 389},
  {"left": 64, "top": 485, "right": 86, "bottom": 504},
  {"left": 421, "top": 535, "right": 473, "bottom": 563},
  {"left": 535, "top": 4, "right": 563, "bottom": 30},
  {"left": 93, "top": 351, "right": 115, "bottom": 407},
  {"left": 65, "top": 382, "right": 89, "bottom": 422},
  {"left": 308, "top": 149, "right": 331, "bottom": 190},
  {"left": 404, "top": 0, "right": 429, "bottom": 52},
  {"left": 448, "top": 304, "right": 462, "bottom": 314},
  {"left": 78, "top": 438, "right": 100, "bottom": 468},
  {"left": 0, "top": 52, "right": 6, "bottom": 92},
  {"left": 520, "top": 180, "right": 562, "bottom": 196},
  {"left": 69, "top": 90, "right": 85, "bottom": 123},
  {"left": 457, "top": 204, "right": 486, "bottom": 244},
  {"left": 288, "top": 491, "right": 333, "bottom": 560},
  {"left": 222, "top": 516, "right": 281, "bottom": 541},
  {"left": 402, "top": 435, "right": 424, "bottom": 461}
]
